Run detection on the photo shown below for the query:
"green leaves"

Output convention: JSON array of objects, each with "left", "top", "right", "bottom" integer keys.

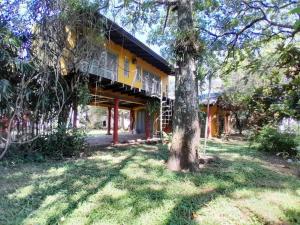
[
  {"left": 0, "top": 79, "right": 13, "bottom": 101},
  {"left": 293, "top": 21, "right": 300, "bottom": 30},
  {"left": 289, "top": 7, "right": 300, "bottom": 15},
  {"left": 254, "top": 125, "right": 297, "bottom": 155},
  {"left": 289, "top": 7, "right": 300, "bottom": 30},
  {"left": 77, "top": 82, "right": 91, "bottom": 106}
]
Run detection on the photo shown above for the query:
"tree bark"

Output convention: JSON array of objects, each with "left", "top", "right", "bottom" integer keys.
[
  {"left": 73, "top": 95, "right": 78, "bottom": 128},
  {"left": 167, "top": 0, "right": 200, "bottom": 171},
  {"left": 234, "top": 112, "right": 243, "bottom": 134}
]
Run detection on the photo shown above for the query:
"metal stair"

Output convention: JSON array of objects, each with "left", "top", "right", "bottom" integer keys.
[
  {"left": 153, "top": 98, "right": 174, "bottom": 138},
  {"left": 161, "top": 98, "right": 173, "bottom": 130}
]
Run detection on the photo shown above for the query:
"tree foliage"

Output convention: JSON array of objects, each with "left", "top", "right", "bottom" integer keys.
[
  {"left": 221, "top": 41, "right": 300, "bottom": 130},
  {"left": 0, "top": 0, "right": 106, "bottom": 159}
]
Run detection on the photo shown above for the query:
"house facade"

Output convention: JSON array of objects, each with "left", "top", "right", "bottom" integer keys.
[
  {"left": 200, "top": 93, "right": 232, "bottom": 138},
  {"left": 60, "top": 16, "right": 174, "bottom": 144}
]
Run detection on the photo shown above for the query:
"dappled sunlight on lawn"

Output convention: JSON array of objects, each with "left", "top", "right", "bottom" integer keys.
[{"left": 0, "top": 141, "right": 299, "bottom": 225}]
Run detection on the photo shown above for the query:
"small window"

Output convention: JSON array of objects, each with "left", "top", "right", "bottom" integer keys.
[
  {"left": 136, "top": 66, "right": 142, "bottom": 81},
  {"left": 124, "top": 57, "right": 129, "bottom": 77}
]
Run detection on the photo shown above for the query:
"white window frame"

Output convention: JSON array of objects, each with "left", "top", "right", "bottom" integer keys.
[{"left": 124, "top": 57, "right": 130, "bottom": 77}]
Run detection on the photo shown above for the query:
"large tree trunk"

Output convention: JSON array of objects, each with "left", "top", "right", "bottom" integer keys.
[
  {"left": 167, "top": 0, "right": 200, "bottom": 171},
  {"left": 234, "top": 112, "right": 243, "bottom": 134}
]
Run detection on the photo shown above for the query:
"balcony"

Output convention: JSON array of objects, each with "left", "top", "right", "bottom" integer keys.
[
  {"left": 142, "top": 71, "right": 161, "bottom": 98},
  {"left": 78, "top": 52, "right": 162, "bottom": 98},
  {"left": 79, "top": 60, "right": 118, "bottom": 82},
  {"left": 78, "top": 51, "right": 118, "bottom": 82}
]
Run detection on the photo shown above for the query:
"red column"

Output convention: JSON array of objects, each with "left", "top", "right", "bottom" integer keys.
[
  {"left": 208, "top": 107, "right": 212, "bottom": 138},
  {"left": 145, "top": 111, "right": 150, "bottom": 140},
  {"left": 224, "top": 114, "right": 228, "bottom": 134},
  {"left": 113, "top": 98, "right": 119, "bottom": 144},
  {"left": 107, "top": 107, "right": 112, "bottom": 135},
  {"left": 130, "top": 109, "right": 135, "bottom": 133}
]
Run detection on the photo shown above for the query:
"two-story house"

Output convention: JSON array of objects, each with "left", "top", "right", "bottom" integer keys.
[{"left": 60, "top": 15, "right": 174, "bottom": 144}]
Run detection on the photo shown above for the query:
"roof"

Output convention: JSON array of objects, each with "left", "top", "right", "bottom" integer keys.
[
  {"left": 99, "top": 15, "right": 173, "bottom": 75},
  {"left": 199, "top": 92, "right": 222, "bottom": 105}
]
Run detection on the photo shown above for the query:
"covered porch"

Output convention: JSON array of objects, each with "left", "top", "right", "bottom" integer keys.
[
  {"left": 86, "top": 132, "right": 160, "bottom": 146},
  {"left": 87, "top": 77, "right": 155, "bottom": 145}
]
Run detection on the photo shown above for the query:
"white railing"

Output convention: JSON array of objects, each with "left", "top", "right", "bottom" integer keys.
[
  {"left": 79, "top": 60, "right": 117, "bottom": 82},
  {"left": 78, "top": 54, "right": 162, "bottom": 98},
  {"left": 142, "top": 71, "right": 161, "bottom": 97},
  {"left": 78, "top": 50, "right": 118, "bottom": 82}
]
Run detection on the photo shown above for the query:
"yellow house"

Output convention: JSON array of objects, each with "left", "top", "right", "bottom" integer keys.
[
  {"left": 60, "top": 15, "right": 174, "bottom": 144},
  {"left": 200, "top": 93, "right": 232, "bottom": 138}
]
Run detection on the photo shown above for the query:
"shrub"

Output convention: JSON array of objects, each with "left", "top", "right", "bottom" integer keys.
[
  {"left": 35, "top": 128, "right": 86, "bottom": 159},
  {"left": 8, "top": 127, "right": 86, "bottom": 161},
  {"left": 254, "top": 125, "right": 297, "bottom": 156}
]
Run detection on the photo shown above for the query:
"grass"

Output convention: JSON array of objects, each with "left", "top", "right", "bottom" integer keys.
[{"left": 0, "top": 141, "right": 299, "bottom": 225}]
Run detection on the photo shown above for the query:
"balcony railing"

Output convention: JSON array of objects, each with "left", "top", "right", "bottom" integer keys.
[
  {"left": 79, "top": 59, "right": 118, "bottom": 82},
  {"left": 78, "top": 51, "right": 162, "bottom": 98},
  {"left": 142, "top": 78, "right": 161, "bottom": 97},
  {"left": 78, "top": 51, "right": 118, "bottom": 82}
]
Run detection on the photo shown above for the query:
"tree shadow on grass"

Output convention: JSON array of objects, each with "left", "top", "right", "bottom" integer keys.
[
  {"left": 284, "top": 208, "right": 300, "bottom": 225},
  {"left": 0, "top": 142, "right": 299, "bottom": 225},
  {"left": 165, "top": 151, "right": 300, "bottom": 225},
  {"left": 0, "top": 145, "right": 173, "bottom": 225},
  {"left": 0, "top": 148, "right": 140, "bottom": 225}
]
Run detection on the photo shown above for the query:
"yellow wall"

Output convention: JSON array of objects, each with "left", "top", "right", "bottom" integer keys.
[
  {"left": 200, "top": 105, "right": 219, "bottom": 137},
  {"left": 60, "top": 28, "right": 169, "bottom": 95},
  {"left": 60, "top": 26, "right": 76, "bottom": 76},
  {"left": 106, "top": 41, "right": 169, "bottom": 94},
  {"left": 210, "top": 105, "right": 219, "bottom": 137}
]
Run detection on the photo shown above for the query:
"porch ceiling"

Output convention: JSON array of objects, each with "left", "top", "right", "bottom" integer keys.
[
  {"left": 90, "top": 95, "right": 144, "bottom": 110},
  {"left": 89, "top": 76, "right": 153, "bottom": 109}
]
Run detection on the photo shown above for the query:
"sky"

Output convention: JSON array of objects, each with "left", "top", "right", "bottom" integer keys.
[
  {"left": 18, "top": 1, "right": 163, "bottom": 56},
  {"left": 135, "top": 33, "right": 162, "bottom": 56}
]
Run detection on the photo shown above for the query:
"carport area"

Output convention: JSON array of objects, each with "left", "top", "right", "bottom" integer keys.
[
  {"left": 83, "top": 77, "right": 156, "bottom": 145},
  {"left": 86, "top": 132, "right": 147, "bottom": 146}
]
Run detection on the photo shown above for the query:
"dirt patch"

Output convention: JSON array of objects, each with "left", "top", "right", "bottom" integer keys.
[
  {"left": 259, "top": 154, "right": 300, "bottom": 178},
  {"left": 198, "top": 155, "right": 220, "bottom": 169},
  {"left": 210, "top": 138, "right": 300, "bottom": 177}
]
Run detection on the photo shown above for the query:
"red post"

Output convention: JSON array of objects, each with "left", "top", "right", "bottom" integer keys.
[
  {"left": 208, "top": 107, "right": 212, "bottom": 138},
  {"left": 113, "top": 98, "right": 119, "bottom": 144},
  {"left": 145, "top": 111, "right": 150, "bottom": 140},
  {"left": 107, "top": 107, "right": 112, "bottom": 135},
  {"left": 130, "top": 109, "right": 135, "bottom": 132}
]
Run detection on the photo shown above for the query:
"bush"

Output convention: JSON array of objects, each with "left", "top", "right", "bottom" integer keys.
[
  {"left": 8, "top": 127, "right": 86, "bottom": 161},
  {"left": 35, "top": 128, "right": 86, "bottom": 159},
  {"left": 254, "top": 125, "right": 297, "bottom": 156}
]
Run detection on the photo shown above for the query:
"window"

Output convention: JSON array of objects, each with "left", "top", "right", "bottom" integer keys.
[
  {"left": 84, "top": 50, "right": 118, "bottom": 81},
  {"left": 142, "top": 70, "right": 161, "bottom": 95},
  {"left": 124, "top": 57, "right": 129, "bottom": 77},
  {"left": 143, "top": 70, "right": 150, "bottom": 91},
  {"left": 106, "top": 52, "right": 118, "bottom": 80},
  {"left": 97, "top": 51, "right": 118, "bottom": 80},
  {"left": 136, "top": 66, "right": 142, "bottom": 81},
  {"left": 99, "top": 51, "right": 107, "bottom": 68}
]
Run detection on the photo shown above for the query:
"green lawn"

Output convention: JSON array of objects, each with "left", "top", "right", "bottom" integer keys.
[{"left": 0, "top": 141, "right": 299, "bottom": 225}]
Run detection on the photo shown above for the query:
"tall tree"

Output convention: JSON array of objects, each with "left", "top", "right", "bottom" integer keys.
[
  {"left": 104, "top": 0, "right": 299, "bottom": 170},
  {"left": 167, "top": 0, "right": 201, "bottom": 171},
  {"left": 0, "top": 0, "right": 102, "bottom": 159},
  {"left": 105, "top": 0, "right": 202, "bottom": 171}
]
